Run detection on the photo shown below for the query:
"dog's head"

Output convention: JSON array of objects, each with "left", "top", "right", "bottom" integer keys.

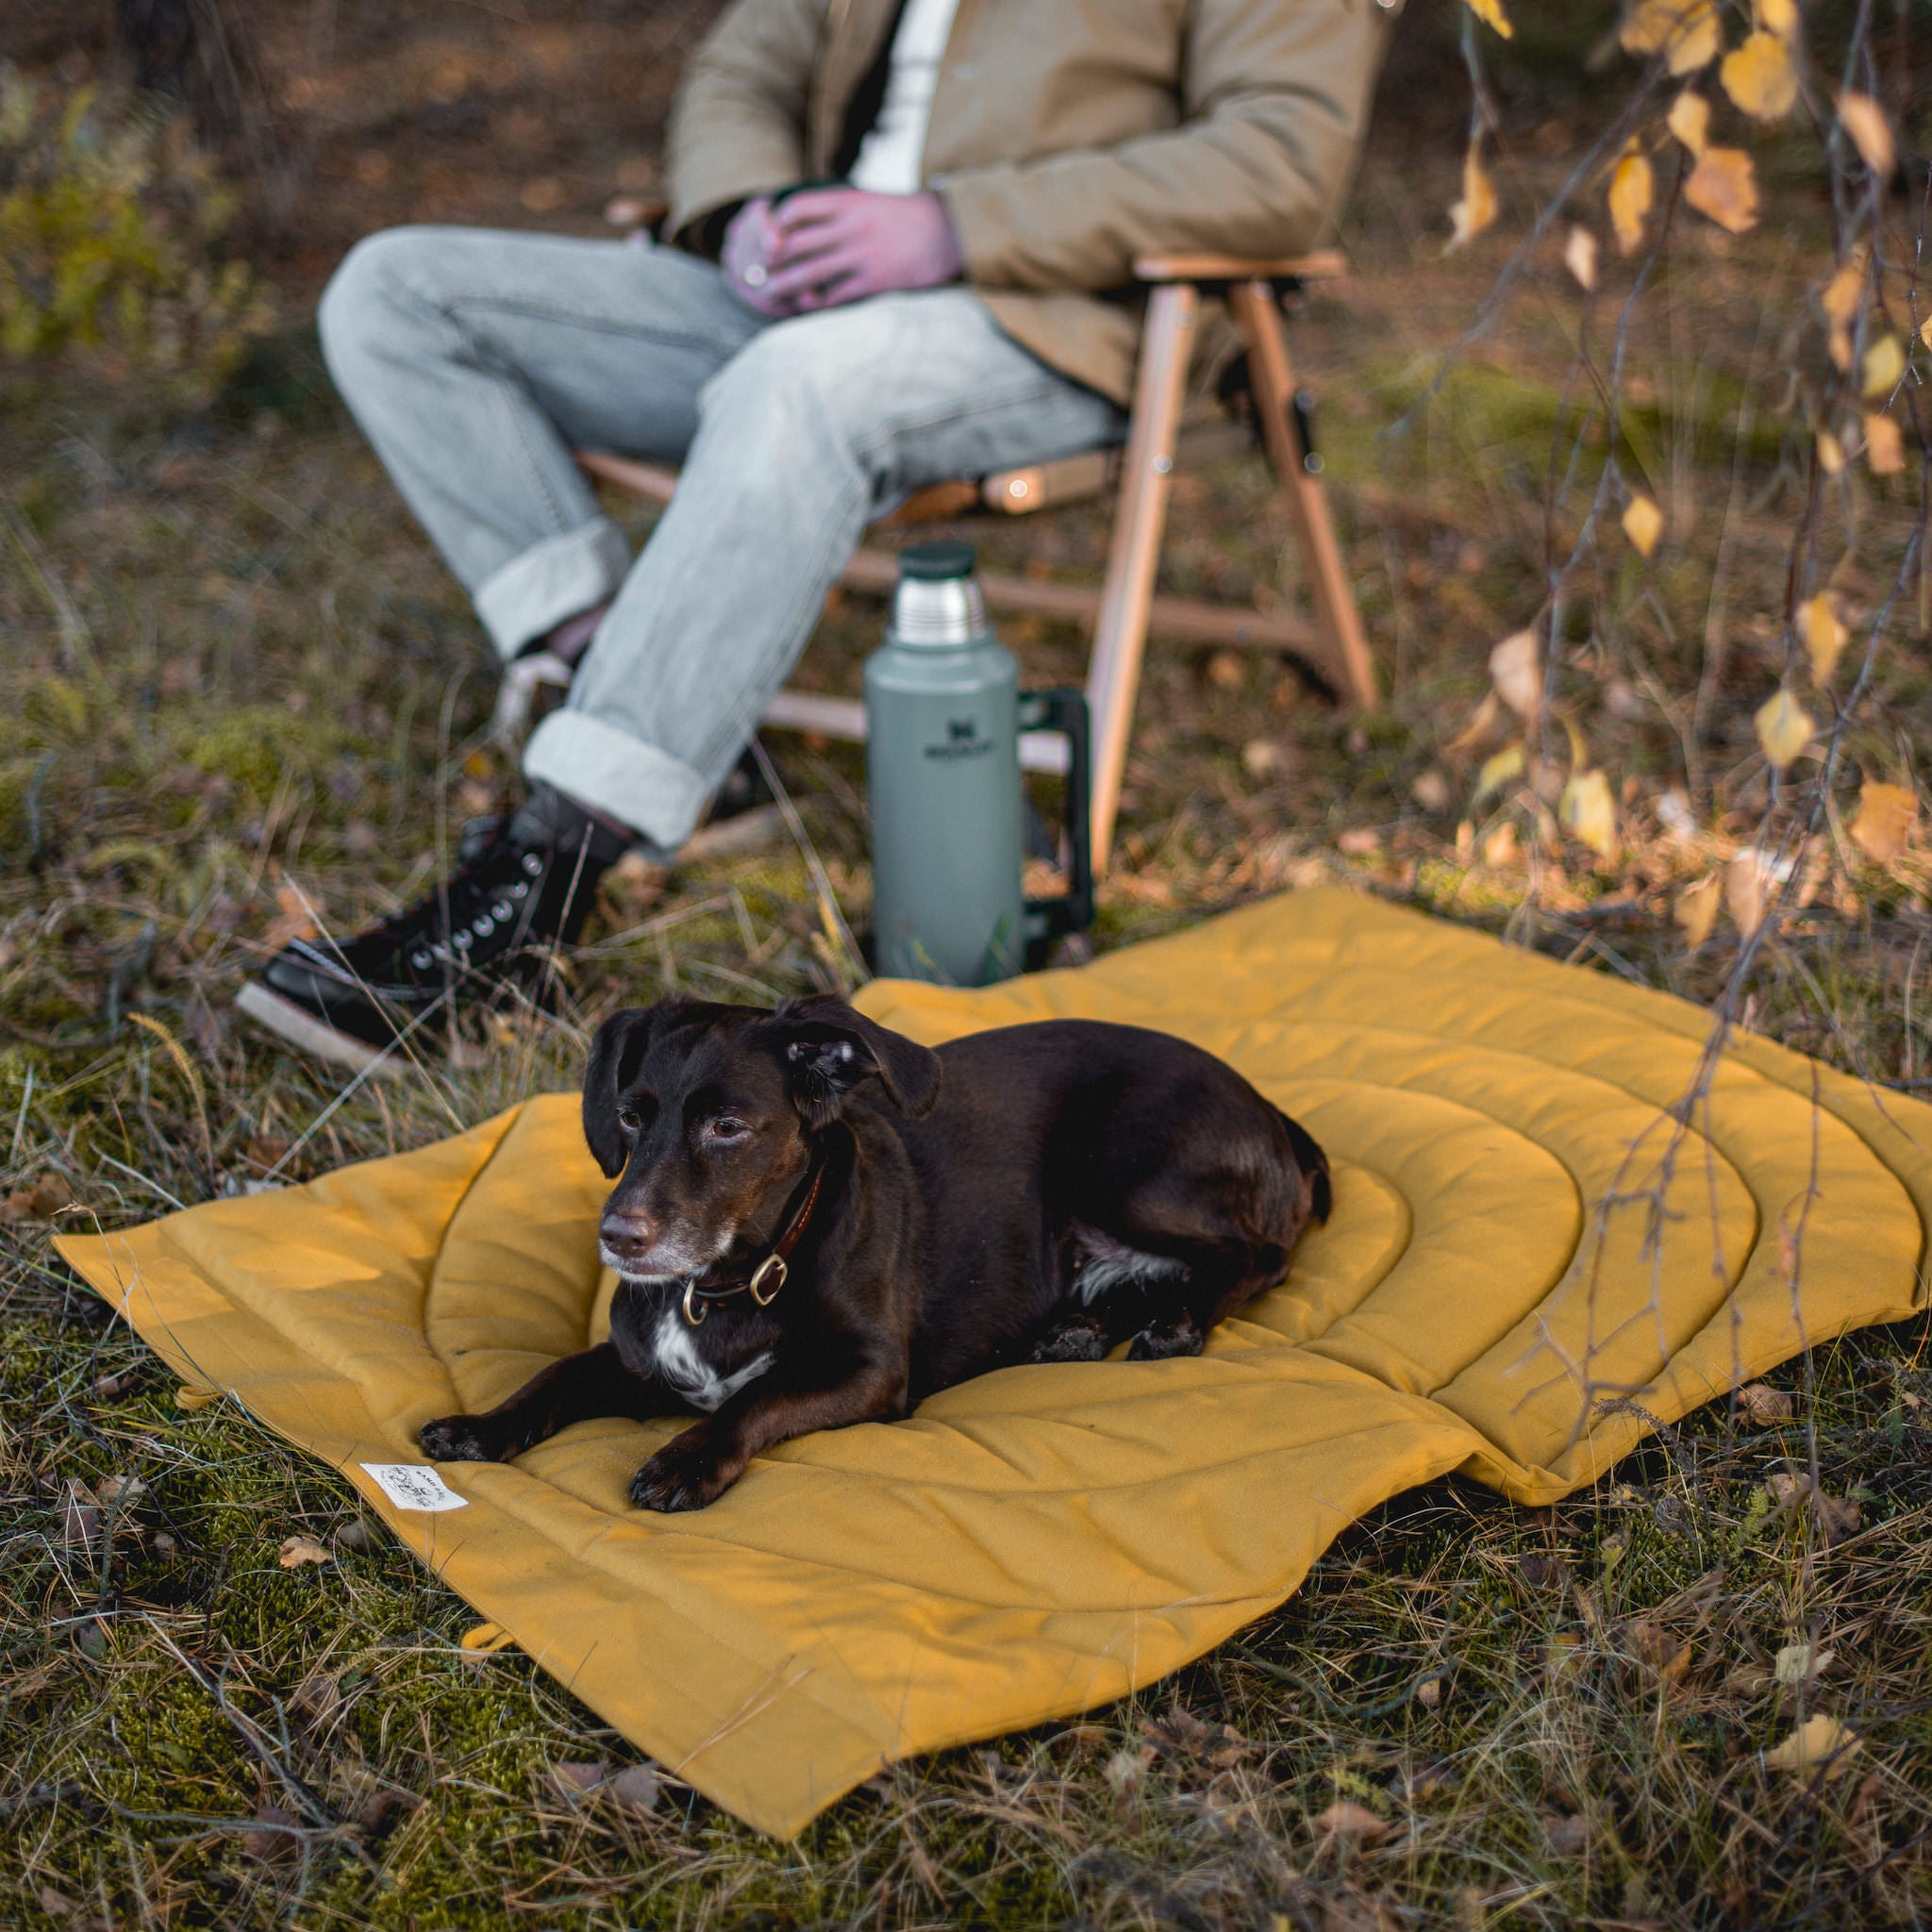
[{"left": 581, "top": 993, "right": 941, "bottom": 1281}]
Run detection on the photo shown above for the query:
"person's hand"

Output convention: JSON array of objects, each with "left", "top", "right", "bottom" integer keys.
[
  {"left": 761, "top": 189, "right": 964, "bottom": 313},
  {"left": 721, "top": 197, "right": 788, "bottom": 316}
]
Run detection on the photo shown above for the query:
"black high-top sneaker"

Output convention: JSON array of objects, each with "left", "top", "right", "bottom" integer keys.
[{"left": 237, "top": 785, "right": 630, "bottom": 1072}]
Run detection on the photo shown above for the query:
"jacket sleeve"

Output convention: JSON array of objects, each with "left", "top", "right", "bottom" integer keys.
[
  {"left": 664, "top": 0, "right": 829, "bottom": 250},
  {"left": 936, "top": 0, "right": 1390, "bottom": 292}
]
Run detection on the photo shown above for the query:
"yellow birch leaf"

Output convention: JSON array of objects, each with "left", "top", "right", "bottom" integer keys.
[
  {"left": 1722, "top": 31, "right": 1798, "bottom": 120},
  {"left": 1668, "top": 89, "right": 1711, "bottom": 156},
  {"left": 1757, "top": 0, "right": 1799, "bottom": 36},
  {"left": 1821, "top": 254, "right": 1865, "bottom": 369},
  {"left": 1489, "top": 628, "right": 1541, "bottom": 719},
  {"left": 1726, "top": 848, "right": 1773, "bottom": 936},
  {"left": 1609, "top": 142, "right": 1655, "bottom": 255},
  {"left": 1624, "top": 0, "right": 1721, "bottom": 72},
  {"left": 1849, "top": 781, "right": 1918, "bottom": 864},
  {"left": 1865, "top": 412, "right": 1904, "bottom": 475},
  {"left": 1463, "top": 0, "right": 1514, "bottom": 38},
  {"left": 1560, "top": 769, "right": 1617, "bottom": 858},
  {"left": 1445, "top": 688, "right": 1502, "bottom": 755},
  {"left": 1755, "top": 689, "right": 1815, "bottom": 769},
  {"left": 1474, "top": 744, "right": 1525, "bottom": 803},
  {"left": 1447, "top": 143, "right": 1499, "bottom": 251},
  {"left": 1563, "top": 225, "right": 1599, "bottom": 291},
  {"left": 278, "top": 1533, "right": 331, "bottom": 1569},
  {"left": 1763, "top": 1714, "right": 1860, "bottom": 1778},
  {"left": 1798, "top": 592, "right": 1847, "bottom": 683},
  {"left": 1860, "top": 333, "right": 1904, "bottom": 399},
  {"left": 1922, "top": 316, "right": 1932, "bottom": 351},
  {"left": 1685, "top": 147, "right": 1761, "bottom": 233},
  {"left": 1623, "top": 492, "right": 1665, "bottom": 557},
  {"left": 1674, "top": 874, "right": 1723, "bottom": 947},
  {"left": 1816, "top": 429, "right": 1845, "bottom": 474},
  {"left": 1838, "top": 92, "right": 1895, "bottom": 178}
]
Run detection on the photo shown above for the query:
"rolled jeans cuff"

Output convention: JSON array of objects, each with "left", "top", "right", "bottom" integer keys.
[
  {"left": 474, "top": 517, "right": 632, "bottom": 661},
  {"left": 522, "top": 709, "right": 711, "bottom": 850}
]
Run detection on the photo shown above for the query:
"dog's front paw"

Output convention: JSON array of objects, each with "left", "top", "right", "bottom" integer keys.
[
  {"left": 1031, "top": 1315, "right": 1110, "bottom": 1363},
  {"left": 628, "top": 1429, "right": 739, "bottom": 1513},
  {"left": 1126, "top": 1316, "right": 1205, "bottom": 1362},
  {"left": 419, "top": 1413, "right": 510, "bottom": 1462}
]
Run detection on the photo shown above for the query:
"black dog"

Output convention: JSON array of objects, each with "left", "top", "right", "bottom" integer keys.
[{"left": 419, "top": 996, "right": 1330, "bottom": 1511}]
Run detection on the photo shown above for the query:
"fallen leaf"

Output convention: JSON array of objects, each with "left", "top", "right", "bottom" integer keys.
[
  {"left": 277, "top": 1533, "right": 331, "bottom": 1569},
  {"left": 1861, "top": 333, "right": 1905, "bottom": 400},
  {"left": 600, "top": 1763, "right": 662, "bottom": 1815},
  {"left": 1543, "top": 1811, "right": 1591, "bottom": 1856},
  {"left": 1667, "top": 89, "right": 1711, "bottom": 156},
  {"left": 242, "top": 1804, "right": 304, "bottom": 1862},
  {"left": 1722, "top": 30, "right": 1799, "bottom": 119},
  {"left": 358, "top": 1788, "right": 423, "bottom": 1836},
  {"left": 1312, "top": 1800, "right": 1390, "bottom": 1842},
  {"left": 1608, "top": 142, "right": 1655, "bottom": 254},
  {"left": 1623, "top": 492, "right": 1665, "bottom": 557},
  {"left": 1337, "top": 826, "right": 1382, "bottom": 857},
  {"left": 95, "top": 1474, "right": 147, "bottom": 1507},
  {"left": 1674, "top": 875, "right": 1723, "bottom": 948},
  {"left": 1563, "top": 225, "right": 1599, "bottom": 291},
  {"left": 1103, "top": 1746, "right": 1152, "bottom": 1795},
  {"left": 1, "top": 1174, "right": 75, "bottom": 1222},
  {"left": 1774, "top": 1641, "right": 1836, "bottom": 1685},
  {"left": 1413, "top": 1675, "right": 1442, "bottom": 1708},
  {"left": 1411, "top": 769, "right": 1452, "bottom": 813},
  {"left": 1520, "top": 1553, "right": 1566, "bottom": 1588},
  {"left": 1763, "top": 1713, "right": 1859, "bottom": 1778},
  {"left": 1755, "top": 689, "right": 1815, "bottom": 770},
  {"left": 1838, "top": 92, "right": 1895, "bottom": 178},
  {"left": 1474, "top": 745, "right": 1525, "bottom": 803},
  {"left": 1462, "top": 0, "right": 1513, "bottom": 37},
  {"left": 1758, "top": 0, "right": 1799, "bottom": 37},
  {"left": 1445, "top": 689, "right": 1502, "bottom": 755},
  {"left": 548, "top": 1759, "right": 608, "bottom": 1800},
  {"left": 37, "top": 1888, "right": 75, "bottom": 1920},
  {"left": 289, "top": 1669, "right": 342, "bottom": 1724},
  {"left": 1685, "top": 147, "right": 1761, "bottom": 233},
  {"left": 1447, "top": 142, "right": 1498, "bottom": 251},
  {"left": 1560, "top": 769, "right": 1617, "bottom": 858},
  {"left": 1726, "top": 847, "right": 1770, "bottom": 937},
  {"left": 1738, "top": 1382, "right": 1795, "bottom": 1424},
  {"left": 1622, "top": 0, "right": 1721, "bottom": 73},
  {"left": 1490, "top": 628, "right": 1541, "bottom": 719},
  {"left": 1864, "top": 412, "right": 1905, "bottom": 475},
  {"left": 1798, "top": 592, "right": 1848, "bottom": 683},
  {"left": 61, "top": 1479, "right": 102, "bottom": 1551},
  {"left": 1849, "top": 781, "right": 1918, "bottom": 864},
  {"left": 1816, "top": 429, "right": 1845, "bottom": 475}
]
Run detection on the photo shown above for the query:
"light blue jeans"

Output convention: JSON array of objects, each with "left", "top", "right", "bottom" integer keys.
[{"left": 318, "top": 227, "right": 1124, "bottom": 846}]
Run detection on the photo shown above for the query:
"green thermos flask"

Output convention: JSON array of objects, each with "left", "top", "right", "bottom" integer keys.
[{"left": 864, "top": 541, "right": 1091, "bottom": 985}]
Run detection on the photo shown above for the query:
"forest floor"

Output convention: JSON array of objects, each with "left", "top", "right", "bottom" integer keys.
[{"left": 3, "top": 2, "right": 1930, "bottom": 1926}]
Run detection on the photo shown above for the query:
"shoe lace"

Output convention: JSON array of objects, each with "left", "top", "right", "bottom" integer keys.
[{"left": 369, "top": 824, "right": 551, "bottom": 972}]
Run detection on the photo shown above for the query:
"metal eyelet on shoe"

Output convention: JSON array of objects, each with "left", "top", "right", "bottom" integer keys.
[
  {"left": 453, "top": 930, "right": 472, "bottom": 951},
  {"left": 410, "top": 950, "right": 431, "bottom": 970},
  {"left": 491, "top": 900, "right": 511, "bottom": 921},
  {"left": 473, "top": 915, "right": 493, "bottom": 937},
  {"left": 522, "top": 851, "right": 544, "bottom": 875},
  {"left": 510, "top": 881, "right": 529, "bottom": 899}
]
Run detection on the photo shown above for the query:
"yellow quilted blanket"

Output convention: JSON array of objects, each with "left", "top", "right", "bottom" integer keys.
[{"left": 56, "top": 888, "right": 1931, "bottom": 1837}]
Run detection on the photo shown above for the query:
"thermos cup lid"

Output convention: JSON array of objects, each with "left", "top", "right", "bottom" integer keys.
[
  {"left": 898, "top": 540, "right": 977, "bottom": 583},
  {"left": 891, "top": 542, "right": 986, "bottom": 647}
]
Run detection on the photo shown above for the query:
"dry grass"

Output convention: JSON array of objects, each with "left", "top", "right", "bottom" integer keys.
[{"left": 5, "top": 2, "right": 1932, "bottom": 1924}]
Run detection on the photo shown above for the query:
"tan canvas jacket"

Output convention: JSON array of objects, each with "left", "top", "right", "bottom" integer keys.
[{"left": 664, "top": 0, "right": 1392, "bottom": 405}]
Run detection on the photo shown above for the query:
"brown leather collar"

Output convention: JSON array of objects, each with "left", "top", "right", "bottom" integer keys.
[{"left": 680, "top": 1158, "right": 827, "bottom": 1327}]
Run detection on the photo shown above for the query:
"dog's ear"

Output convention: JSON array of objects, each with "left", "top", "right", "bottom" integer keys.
[
  {"left": 763, "top": 994, "right": 941, "bottom": 1126},
  {"left": 581, "top": 1001, "right": 690, "bottom": 1176}
]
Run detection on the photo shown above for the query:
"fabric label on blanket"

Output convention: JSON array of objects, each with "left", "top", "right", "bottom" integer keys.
[{"left": 358, "top": 1463, "right": 470, "bottom": 1511}]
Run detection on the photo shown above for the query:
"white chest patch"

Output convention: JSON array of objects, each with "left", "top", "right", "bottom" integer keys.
[{"left": 650, "top": 1307, "right": 775, "bottom": 1413}]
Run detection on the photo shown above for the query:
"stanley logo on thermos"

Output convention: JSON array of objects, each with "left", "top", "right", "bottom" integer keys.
[{"left": 924, "top": 716, "right": 995, "bottom": 760}]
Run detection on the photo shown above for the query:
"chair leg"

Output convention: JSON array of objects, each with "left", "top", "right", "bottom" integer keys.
[
  {"left": 1087, "top": 283, "right": 1196, "bottom": 874},
  {"left": 1226, "top": 280, "right": 1375, "bottom": 709}
]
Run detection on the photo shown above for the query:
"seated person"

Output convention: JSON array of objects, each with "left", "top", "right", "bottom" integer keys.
[{"left": 242, "top": 0, "right": 1391, "bottom": 1068}]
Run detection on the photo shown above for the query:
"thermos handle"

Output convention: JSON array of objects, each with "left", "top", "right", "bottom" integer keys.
[{"left": 1018, "top": 687, "right": 1094, "bottom": 944}]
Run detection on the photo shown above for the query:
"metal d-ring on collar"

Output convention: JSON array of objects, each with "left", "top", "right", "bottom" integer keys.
[{"left": 678, "top": 1158, "right": 826, "bottom": 1327}]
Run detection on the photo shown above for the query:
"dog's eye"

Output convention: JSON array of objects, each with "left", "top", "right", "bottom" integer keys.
[
  {"left": 616, "top": 1107, "right": 642, "bottom": 1134},
  {"left": 707, "top": 1117, "right": 750, "bottom": 1142}
]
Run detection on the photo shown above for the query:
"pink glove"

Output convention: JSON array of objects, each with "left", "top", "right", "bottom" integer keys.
[
  {"left": 760, "top": 190, "right": 965, "bottom": 313},
  {"left": 721, "top": 198, "right": 789, "bottom": 317}
]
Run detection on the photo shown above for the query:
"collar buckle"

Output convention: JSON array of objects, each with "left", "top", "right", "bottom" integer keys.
[{"left": 748, "top": 1253, "right": 788, "bottom": 1306}]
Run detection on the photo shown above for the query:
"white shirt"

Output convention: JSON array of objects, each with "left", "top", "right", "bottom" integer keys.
[{"left": 847, "top": 0, "right": 963, "bottom": 195}]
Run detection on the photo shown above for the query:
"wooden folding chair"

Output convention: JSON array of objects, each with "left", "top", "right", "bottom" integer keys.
[{"left": 575, "top": 244, "right": 1374, "bottom": 872}]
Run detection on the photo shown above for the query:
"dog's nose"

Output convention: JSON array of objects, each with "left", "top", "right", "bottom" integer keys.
[{"left": 599, "top": 1211, "right": 658, "bottom": 1261}]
